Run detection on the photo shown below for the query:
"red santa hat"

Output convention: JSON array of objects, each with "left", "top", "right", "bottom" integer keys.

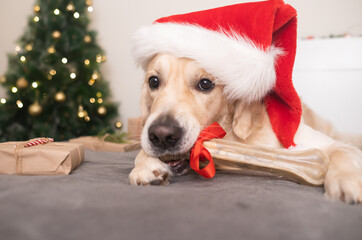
[{"left": 132, "top": 0, "right": 302, "bottom": 148}]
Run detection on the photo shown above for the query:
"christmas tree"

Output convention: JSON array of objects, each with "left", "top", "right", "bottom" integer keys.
[{"left": 0, "top": 0, "right": 119, "bottom": 141}]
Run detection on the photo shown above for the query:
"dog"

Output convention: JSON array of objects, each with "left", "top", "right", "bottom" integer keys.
[{"left": 129, "top": 53, "right": 362, "bottom": 204}]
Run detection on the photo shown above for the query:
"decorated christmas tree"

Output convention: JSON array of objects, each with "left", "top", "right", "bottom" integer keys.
[{"left": 0, "top": 0, "right": 119, "bottom": 141}]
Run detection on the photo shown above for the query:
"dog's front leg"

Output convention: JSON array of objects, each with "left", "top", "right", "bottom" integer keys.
[
  {"left": 129, "top": 149, "right": 172, "bottom": 186},
  {"left": 324, "top": 144, "right": 362, "bottom": 203}
]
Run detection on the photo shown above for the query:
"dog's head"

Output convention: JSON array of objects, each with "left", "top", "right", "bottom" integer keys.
[{"left": 140, "top": 53, "right": 233, "bottom": 157}]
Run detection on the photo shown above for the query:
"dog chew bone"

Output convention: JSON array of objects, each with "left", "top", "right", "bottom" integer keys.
[{"left": 203, "top": 139, "right": 329, "bottom": 186}]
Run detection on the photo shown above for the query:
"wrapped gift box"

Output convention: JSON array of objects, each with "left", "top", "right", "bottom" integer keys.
[
  {"left": 69, "top": 136, "right": 141, "bottom": 152},
  {"left": 0, "top": 141, "right": 84, "bottom": 175},
  {"left": 127, "top": 117, "right": 143, "bottom": 141}
]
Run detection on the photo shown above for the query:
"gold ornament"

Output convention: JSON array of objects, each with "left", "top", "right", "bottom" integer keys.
[
  {"left": 115, "top": 121, "right": 123, "bottom": 129},
  {"left": 97, "top": 106, "right": 107, "bottom": 116},
  {"left": 34, "top": 5, "right": 40, "bottom": 13},
  {"left": 84, "top": 35, "right": 91, "bottom": 43},
  {"left": 16, "top": 77, "right": 29, "bottom": 89},
  {"left": 85, "top": 0, "right": 92, "bottom": 6},
  {"left": 29, "top": 102, "right": 42, "bottom": 116},
  {"left": 0, "top": 76, "right": 6, "bottom": 83},
  {"left": 55, "top": 91, "right": 66, "bottom": 102},
  {"left": 66, "top": 3, "right": 75, "bottom": 11},
  {"left": 52, "top": 31, "right": 62, "bottom": 39}
]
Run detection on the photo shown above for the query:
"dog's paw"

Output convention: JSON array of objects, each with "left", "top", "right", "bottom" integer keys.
[
  {"left": 129, "top": 160, "right": 172, "bottom": 186},
  {"left": 324, "top": 170, "right": 362, "bottom": 204}
]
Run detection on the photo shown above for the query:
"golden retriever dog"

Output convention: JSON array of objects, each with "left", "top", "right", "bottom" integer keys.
[{"left": 129, "top": 53, "right": 362, "bottom": 204}]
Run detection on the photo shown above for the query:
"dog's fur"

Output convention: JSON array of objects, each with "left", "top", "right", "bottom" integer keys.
[{"left": 129, "top": 53, "right": 362, "bottom": 204}]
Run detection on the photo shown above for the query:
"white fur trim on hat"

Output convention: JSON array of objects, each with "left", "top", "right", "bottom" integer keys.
[{"left": 132, "top": 23, "right": 283, "bottom": 102}]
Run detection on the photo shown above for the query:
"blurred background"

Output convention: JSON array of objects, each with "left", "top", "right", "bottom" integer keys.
[{"left": 0, "top": 0, "right": 361, "bottom": 136}]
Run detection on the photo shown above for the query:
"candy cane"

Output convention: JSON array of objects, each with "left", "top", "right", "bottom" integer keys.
[{"left": 24, "top": 138, "right": 54, "bottom": 148}]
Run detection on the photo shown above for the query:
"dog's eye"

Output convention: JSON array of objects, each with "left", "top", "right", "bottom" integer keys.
[
  {"left": 197, "top": 79, "right": 215, "bottom": 92},
  {"left": 148, "top": 76, "right": 160, "bottom": 90}
]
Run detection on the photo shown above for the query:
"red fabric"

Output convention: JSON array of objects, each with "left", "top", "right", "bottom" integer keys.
[
  {"left": 190, "top": 122, "right": 226, "bottom": 178},
  {"left": 154, "top": 0, "right": 302, "bottom": 148},
  {"left": 266, "top": 3, "right": 301, "bottom": 148}
]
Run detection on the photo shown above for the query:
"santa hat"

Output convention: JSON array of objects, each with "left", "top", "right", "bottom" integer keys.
[{"left": 132, "top": 0, "right": 302, "bottom": 148}]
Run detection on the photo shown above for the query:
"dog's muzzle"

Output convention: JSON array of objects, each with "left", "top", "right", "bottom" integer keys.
[{"left": 148, "top": 116, "right": 183, "bottom": 152}]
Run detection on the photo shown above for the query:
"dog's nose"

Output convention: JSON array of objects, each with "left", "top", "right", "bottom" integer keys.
[{"left": 148, "top": 123, "right": 182, "bottom": 149}]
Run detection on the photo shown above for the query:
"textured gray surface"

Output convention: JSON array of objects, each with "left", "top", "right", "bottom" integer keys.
[{"left": 0, "top": 150, "right": 361, "bottom": 240}]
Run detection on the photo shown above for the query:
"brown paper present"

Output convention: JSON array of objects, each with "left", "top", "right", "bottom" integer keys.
[
  {"left": 127, "top": 117, "right": 143, "bottom": 141},
  {"left": 69, "top": 136, "right": 141, "bottom": 152},
  {"left": 0, "top": 141, "right": 84, "bottom": 175}
]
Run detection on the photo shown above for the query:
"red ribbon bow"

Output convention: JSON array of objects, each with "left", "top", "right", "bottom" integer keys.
[{"left": 190, "top": 122, "right": 226, "bottom": 178}]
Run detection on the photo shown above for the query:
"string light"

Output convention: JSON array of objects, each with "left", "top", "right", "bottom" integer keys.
[
  {"left": 97, "top": 98, "right": 103, "bottom": 104},
  {"left": 48, "top": 46, "right": 55, "bottom": 54},
  {"left": 115, "top": 121, "right": 123, "bottom": 129},
  {"left": 74, "top": 12, "right": 80, "bottom": 19},
  {"left": 32, "top": 82, "right": 38, "bottom": 88},
  {"left": 88, "top": 79, "right": 95, "bottom": 85},
  {"left": 34, "top": 5, "right": 40, "bottom": 12},
  {"left": 84, "top": 59, "right": 90, "bottom": 65},
  {"left": 84, "top": 35, "right": 91, "bottom": 43},
  {"left": 89, "top": 98, "right": 95, "bottom": 103},
  {"left": 85, "top": 116, "right": 90, "bottom": 122},
  {"left": 0, "top": 98, "right": 6, "bottom": 104},
  {"left": 16, "top": 100, "right": 23, "bottom": 108},
  {"left": 54, "top": 9, "right": 60, "bottom": 15},
  {"left": 20, "top": 56, "right": 26, "bottom": 62},
  {"left": 50, "top": 69, "right": 56, "bottom": 76},
  {"left": 15, "top": 46, "right": 21, "bottom": 52},
  {"left": 34, "top": 16, "right": 39, "bottom": 22},
  {"left": 87, "top": 6, "right": 93, "bottom": 12},
  {"left": 66, "top": 3, "right": 75, "bottom": 11},
  {"left": 52, "top": 31, "right": 62, "bottom": 39},
  {"left": 25, "top": 44, "right": 33, "bottom": 51},
  {"left": 78, "top": 111, "right": 85, "bottom": 118},
  {"left": 92, "top": 71, "right": 99, "bottom": 79},
  {"left": 62, "top": 57, "right": 68, "bottom": 64},
  {"left": 96, "top": 54, "right": 102, "bottom": 63},
  {"left": 12, "top": 87, "right": 18, "bottom": 93},
  {"left": 96, "top": 92, "right": 102, "bottom": 98},
  {"left": 70, "top": 73, "right": 76, "bottom": 79}
]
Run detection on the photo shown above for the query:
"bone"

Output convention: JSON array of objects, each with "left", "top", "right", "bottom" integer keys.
[
  {"left": 203, "top": 139, "right": 329, "bottom": 186},
  {"left": 150, "top": 139, "right": 329, "bottom": 186}
]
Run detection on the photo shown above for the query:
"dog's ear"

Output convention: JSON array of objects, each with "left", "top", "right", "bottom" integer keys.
[
  {"left": 140, "top": 84, "right": 151, "bottom": 125},
  {"left": 232, "top": 100, "right": 254, "bottom": 141}
]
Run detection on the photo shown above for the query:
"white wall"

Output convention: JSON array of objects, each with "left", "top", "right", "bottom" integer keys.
[
  {"left": 294, "top": 38, "right": 362, "bottom": 134},
  {"left": 1, "top": 0, "right": 362, "bottom": 133}
]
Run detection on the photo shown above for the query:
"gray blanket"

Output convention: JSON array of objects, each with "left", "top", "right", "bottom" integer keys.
[{"left": 1, "top": 150, "right": 361, "bottom": 240}]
